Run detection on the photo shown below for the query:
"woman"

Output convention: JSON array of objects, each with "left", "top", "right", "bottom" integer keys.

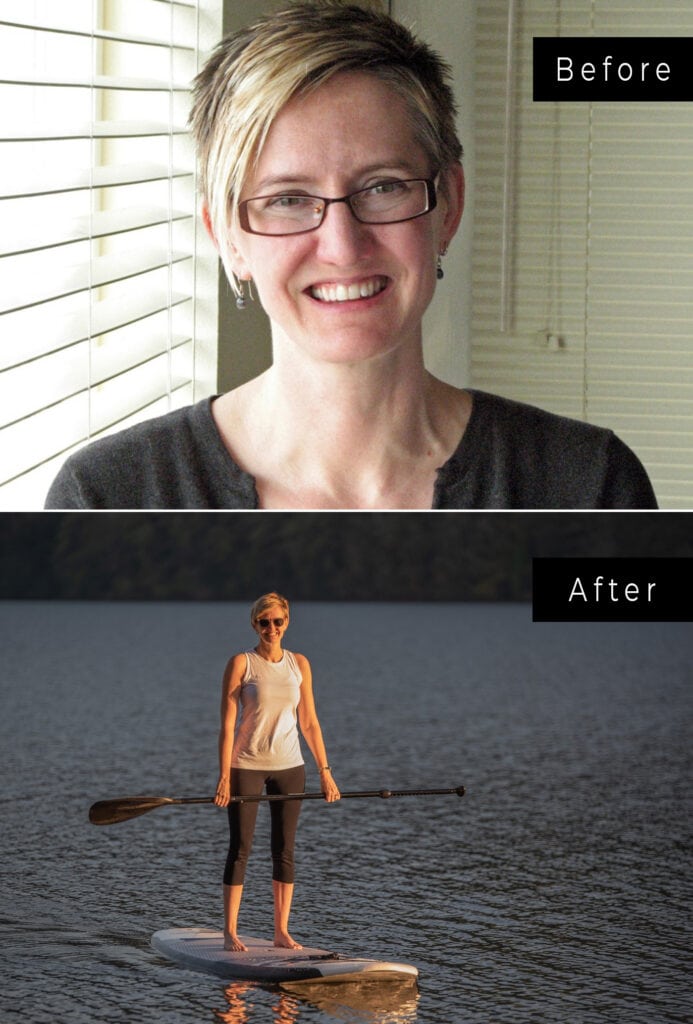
[
  {"left": 215, "top": 593, "right": 340, "bottom": 951},
  {"left": 45, "top": 2, "right": 656, "bottom": 509}
]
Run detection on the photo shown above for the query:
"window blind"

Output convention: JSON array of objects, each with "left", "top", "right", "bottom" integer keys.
[
  {"left": 471, "top": 0, "right": 693, "bottom": 508},
  {"left": 0, "top": 0, "right": 222, "bottom": 509}
]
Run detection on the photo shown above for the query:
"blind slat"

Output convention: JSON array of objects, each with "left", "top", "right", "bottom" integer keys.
[
  {"left": 1, "top": 120, "right": 188, "bottom": 141},
  {"left": 92, "top": 291, "right": 191, "bottom": 339},
  {"left": 2, "top": 207, "right": 192, "bottom": 257},
  {"left": 1, "top": 73, "right": 191, "bottom": 92},
  {"left": 1, "top": 248, "right": 191, "bottom": 318},
  {"left": 1, "top": 291, "right": 191, "bottom": 359},
  {"left": 1, "top": 338, "right": 194, "bottom": 431},
  {"left": 0, "top": 19, "right": 196, "bottom": 51},
  {"left": 0, "top": 163, "right": 192, "bottom": 199}
]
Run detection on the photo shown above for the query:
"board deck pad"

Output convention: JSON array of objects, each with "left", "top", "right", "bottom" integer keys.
[{"left": 152, "top": 927, "right": 418, "bottom": 985}]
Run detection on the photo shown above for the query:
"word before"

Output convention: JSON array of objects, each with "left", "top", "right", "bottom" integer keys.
[
  {"left": 568, "top": 576, "right": 656, "bottom": 603},
  {"left": 557, "top": 56, "right": 671, "bottom": 83}
]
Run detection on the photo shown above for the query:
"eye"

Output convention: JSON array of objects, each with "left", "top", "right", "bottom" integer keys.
[
  {"left": 265, "top": 194, "right": 317, "bottom": 210},
  {"left": 366, "top": 180, "right": 410, "bottom": 196}
]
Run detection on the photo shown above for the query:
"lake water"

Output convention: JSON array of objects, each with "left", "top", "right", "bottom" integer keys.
[{"left": 1, "top": 600, "right": 691, "bottom": 1024}]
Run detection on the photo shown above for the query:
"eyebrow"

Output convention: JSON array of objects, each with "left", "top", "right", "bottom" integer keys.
[{"left": 251, "top": 163, "right": 425, "bottom": 195}]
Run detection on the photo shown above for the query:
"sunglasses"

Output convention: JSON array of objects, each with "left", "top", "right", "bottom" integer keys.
[{"left": 257, "top": 617, "right": 285, "bottom": 628}]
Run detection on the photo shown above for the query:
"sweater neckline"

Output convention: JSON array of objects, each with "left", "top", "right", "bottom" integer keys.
[{"left": 194, "top": 391, "right": 483, "bottom": 510}]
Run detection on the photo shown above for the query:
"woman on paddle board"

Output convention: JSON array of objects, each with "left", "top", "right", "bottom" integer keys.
[{"left": 214, "top": 593, "right": 340, "bottom": 951}]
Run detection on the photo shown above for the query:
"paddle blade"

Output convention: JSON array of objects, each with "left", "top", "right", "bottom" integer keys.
[{"left": 88, "top": 796, "right": 173, "bottom": 825}]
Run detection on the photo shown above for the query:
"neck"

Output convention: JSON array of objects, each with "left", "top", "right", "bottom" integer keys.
[
  {"left": 284, "top": 348, "right": 423, "bottom": 418},
  {"left": 214, "top": 331, "right": 470, "bottom": 508},
  {"left": 255, "top": 640, "right": 283, "bottom": 662}
]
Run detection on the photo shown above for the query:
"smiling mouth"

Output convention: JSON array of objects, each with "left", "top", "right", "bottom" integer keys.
[{"left": 308, "top": 276, "right": 388, "bottom": 303}]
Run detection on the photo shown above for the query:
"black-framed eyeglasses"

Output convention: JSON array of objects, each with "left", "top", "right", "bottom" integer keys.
[
  {"left": 238, "top": 178, "right": 438, "bottom": 236},
  {"left": 257, "top": 617, "right": 285, "bottom": 628}
]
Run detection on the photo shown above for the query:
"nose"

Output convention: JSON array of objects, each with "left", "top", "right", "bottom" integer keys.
[{"left": 314, "top": 199, "right": 373, "bottom": 266}]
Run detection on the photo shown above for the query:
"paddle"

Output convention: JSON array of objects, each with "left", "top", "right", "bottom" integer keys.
[{"left": 89, "top": 786, "right": 465, "bottom": 826}]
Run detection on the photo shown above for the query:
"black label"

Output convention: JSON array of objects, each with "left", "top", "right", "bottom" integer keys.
[
  {"left": 533, "top": 37, "right": 693, "bottom": 101},
  {"left": 532, "top": 558, "right": 691, "bottom": 621}
]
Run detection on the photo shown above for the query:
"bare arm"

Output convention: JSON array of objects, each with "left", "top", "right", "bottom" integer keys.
[
  {"left": 295, "top": 654, "right": 340, "bottom": 802},
  {"left": 214, "top": 653, "right": 245, "bottom": 807}
]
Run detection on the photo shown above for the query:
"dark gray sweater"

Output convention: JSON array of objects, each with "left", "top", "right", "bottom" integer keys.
[{"left": 44, "top": 390, "right": 658, "bottom": 510}]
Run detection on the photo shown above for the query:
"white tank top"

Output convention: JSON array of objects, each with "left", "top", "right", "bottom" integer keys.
[{"left": 231, "top": 649, "right": 304, "bottom": 770}]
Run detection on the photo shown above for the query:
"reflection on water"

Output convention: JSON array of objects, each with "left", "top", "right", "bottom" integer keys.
[
  {"left": 212, "top": 980, "right": 420, "bottom": 1024},
  {"left": 213, "top": 982, "right": 301, "bottom": 1024}
]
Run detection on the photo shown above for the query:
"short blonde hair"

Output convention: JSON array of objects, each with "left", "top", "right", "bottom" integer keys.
[
  {"left": 250, "top": 592, "right": 290, "bottom": 625},
  {"left": 189, "top": 1, "right": 462, "bottom": 259}
]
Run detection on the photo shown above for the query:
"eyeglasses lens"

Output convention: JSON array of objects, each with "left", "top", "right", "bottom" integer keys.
[{"left": 258, "top": 617, "right": 284, "bottom": 628}]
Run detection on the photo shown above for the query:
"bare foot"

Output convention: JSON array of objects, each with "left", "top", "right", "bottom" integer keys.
[
  {"left": 224, "top": 933, "right": 248, "bottom": 952},
  {"left": 274, "top": 931, "right": 302, "bottom": 950}
]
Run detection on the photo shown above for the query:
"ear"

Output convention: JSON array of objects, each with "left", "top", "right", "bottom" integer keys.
[
  {"left": 201, "top": 201, "right": 218, "bottom": 249},
  {"left": 439, "top": 162, "right": 465, "bottom": 247},
  {"left": 202, "top": 200, "right": 252, "bottom": 283}
]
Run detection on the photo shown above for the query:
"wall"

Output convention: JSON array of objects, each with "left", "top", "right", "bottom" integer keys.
[
  {"left": 392, "top": 0, "right": 475, "bottom": 386},
  {"left": 216, "top": 0, "right": 283, "bottom": 390}
]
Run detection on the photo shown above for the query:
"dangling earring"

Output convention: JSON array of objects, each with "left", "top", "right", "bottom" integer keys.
[
  {"left": 437, "top": 245, "right": 448, "bottom": 281},
  {"left": 235, "top": 278, "right": 254, "bottom": 310}
]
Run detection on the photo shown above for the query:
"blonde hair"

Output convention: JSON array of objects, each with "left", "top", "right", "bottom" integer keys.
[
  {"left": 189, "top": 1, "right": 462, "bottom": 281},
  {"left": 250, "top": 592, "right": 290, "bottom": 625}
]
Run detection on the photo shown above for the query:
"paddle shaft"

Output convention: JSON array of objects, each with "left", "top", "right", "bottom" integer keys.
[
  {"left": 89, "top": 786, "right": 465, "bottom": 825},
  {"left": 173, "top": 786, "right": 464, "bottom": 804}
]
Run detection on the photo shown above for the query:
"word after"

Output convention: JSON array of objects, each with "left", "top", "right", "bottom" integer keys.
[{"left": 567, "top": 575, "right": 656, "bottom": 604}]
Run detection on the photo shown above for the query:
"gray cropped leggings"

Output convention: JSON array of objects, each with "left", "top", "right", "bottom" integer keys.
[{"left": 223, "top": 765, "right": 306, "bottom": 886}]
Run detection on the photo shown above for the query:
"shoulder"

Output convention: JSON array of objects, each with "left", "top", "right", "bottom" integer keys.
[
  {"left": 85, "top": 401, "right": 212, "bottom": 459},
  {"left": 290, "top": 652, "right": 311, "bottom": 675},
  {"left": 223, "top": 651, "right": 249, "bottom": 683},
  {"left": 469, "top": 390, "right": 600, "bottom": 438},
  {"left": 473, "top": 391, "right": 652, "bottom": 475},
  {"left": 437, "top": 390, "right": 657, "bottom": 509},
  {"left": 45, "top": 401, "right": 211, "bottom": 508},
  {"left": 44, "top": 398, "right": 257, "bottom": 509}
]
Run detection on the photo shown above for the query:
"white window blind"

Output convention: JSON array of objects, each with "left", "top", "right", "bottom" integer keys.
[
  {"left": 0, "top": 0, "right": 222, "bottom": 509},
  {"left": 471, "top": 0, "right": 693, "bottom": 509}
]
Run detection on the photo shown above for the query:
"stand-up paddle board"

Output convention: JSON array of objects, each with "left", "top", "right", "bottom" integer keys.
[{"left": 152, "top": 927, "right": 418, "bottom": 985}]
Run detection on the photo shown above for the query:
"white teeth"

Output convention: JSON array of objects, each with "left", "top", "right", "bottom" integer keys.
[{"left": 310, "top": 277, "right": 386, "bottom": 303}]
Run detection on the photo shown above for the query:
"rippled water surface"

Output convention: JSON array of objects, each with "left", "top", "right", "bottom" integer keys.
[{"left": 1, "top": 601, "right": 691, "bottom": 1023}]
